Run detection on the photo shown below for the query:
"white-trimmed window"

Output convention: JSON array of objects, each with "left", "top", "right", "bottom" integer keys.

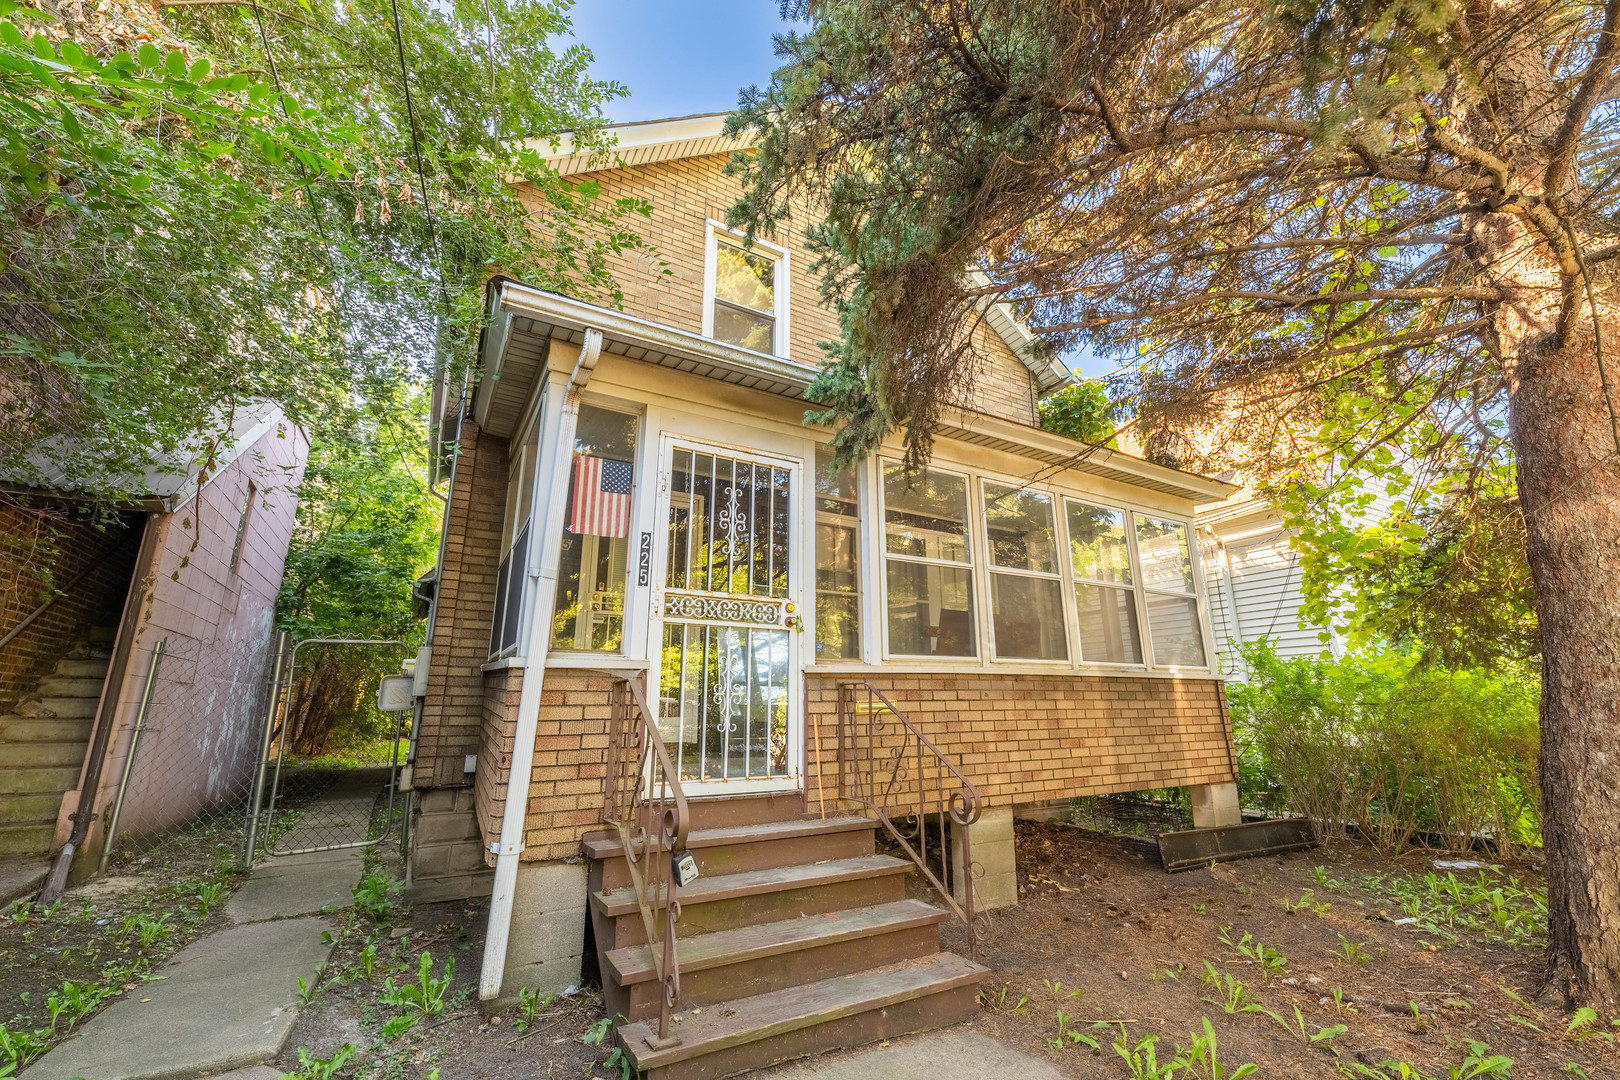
[
  {"left": 813, "top": 446, "right": 861, "bottom": 660},
  {"left": 550, "top": 403, "right": 638, "bottom": 653},
  {"left": 982, "top": 482, "right": 1067, "bottom": 661},
  {"left": 490, "top": 439, "right": 537, "bottom": 658},
  {"left": 882, "top": 463, "right": 976, "bottom": 657},
  {"left": 703, "top": 221, "right": 789, "bottom": 357},
  {"left": 1133, "top": 515, "right": 1207, "bottom": 667},
  {"left": 1064, "top": 499, "right": 1142, "bottom": 664}
]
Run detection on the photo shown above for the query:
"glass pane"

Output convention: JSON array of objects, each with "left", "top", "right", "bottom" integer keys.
[
  {"left": 815, "top": 447, "right": 860, "bottom": 660},
  {"left": 1075, "top": 582, "right": 1142, "bottom": 664},
  {"left": 883, "top": 464, "right": 969, "bottom": 563},
  {"left": 885, "top": 560, "right": 975, "bottom": 656},
  {"left": 983, "top": 482, "right": 1057, "bottom": 573},
  {"left": 990, "top": 573, "right": 1067, "bottom": 660},
  {"left": 714, "top": 240, "right": 775, "bottom": 313},
  {"left": 713, "top": 303, "right": 774, "bottom": 353},
  {"left": 1066, "top": 500, "right": 1132, "bottom": 585},
  {"left": 1146, "top": 593, "right": 1207, "bottom": 667},
  {"left": 1135, "top": 515, "right": 1196, "bottom": 594},
  {"left": 553, "top": 405, "right": 636, "bottom": 652},
  {"left": 659, "top": 622, "right": 790, "bottom": 783}
]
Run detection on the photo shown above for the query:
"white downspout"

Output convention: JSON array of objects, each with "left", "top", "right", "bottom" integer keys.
[{"left": 480, "top": 329, "right": 602, "bottom": 1002}]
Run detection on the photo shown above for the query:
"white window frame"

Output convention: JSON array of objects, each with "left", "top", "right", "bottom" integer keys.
[
  {"left": 1131, "top": 512, "right": 1213, "bottom": 672},
  {"left": 877, "top": 459, "right": 982, "bottom": 662},
  {"left": 1059, "top": 494, "right": 1147, "bottom": 669},
  {"left": 702, "top": 220, "right": 791, "bottom": 360},
  {"left": 978, "top": 477, "right": 1071, "bottom": 665},
  {"left": 812, "top": 444, "right": 865, "bottom": 663}
]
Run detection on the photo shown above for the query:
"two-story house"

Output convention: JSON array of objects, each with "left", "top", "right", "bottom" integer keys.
[{"left": 406, "top": 113, "right": 1241, "bottom": 1080}]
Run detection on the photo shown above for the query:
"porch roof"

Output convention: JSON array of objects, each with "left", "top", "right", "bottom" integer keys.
[{"left": 476, "top": 280, "right": 1238, "bottom": 505}]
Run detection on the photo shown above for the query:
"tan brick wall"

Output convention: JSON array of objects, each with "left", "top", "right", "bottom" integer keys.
[
  {"left": 478, "top": 669, "right": 1232, "bottom": 864},
  {"left": 415, "top": 419, "right": 508, "bottom": 790},
  {"left": 517, "top": 153, "right": 1040, "bottom": 426}
]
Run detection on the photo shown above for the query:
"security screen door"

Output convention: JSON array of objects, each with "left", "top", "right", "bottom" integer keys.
[{"left": 657, "top": 441, "right": 800, "bottom": 793}]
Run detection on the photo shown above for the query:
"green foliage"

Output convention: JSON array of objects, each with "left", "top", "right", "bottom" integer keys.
[
  {"left": 1217, "top": 926, "right": 1287, "bottom": 979},
  {"left": 44, "top": 980, "right": 111, "bottom": 1035},
  {"left": 1038, "top": 380, "right": 1117, "bottom": 446},
  {"left": 1369, "top": 869, "right": 1548, "bottom": 947},
  {"left": 512, "top": 987, "right": 555, "bottom": 1032},
  {"left": 351, "top": 870, "right": 403, "bottom": 922},
  {"left": 1344, "top": 1041, "right": 1513, "bottom": 1080},
  {"left": 380, "top": 951, "right": 452, "bottom": 1017},
  {"left": 281, "top": 1042, "right": 354, "bottom": 1080},
  {"left": 0, "top": 1023, "right": 49, "bottom": 1073},
  {"left": 1229, "top": 642, "right": 1541, "bottom": 853}
]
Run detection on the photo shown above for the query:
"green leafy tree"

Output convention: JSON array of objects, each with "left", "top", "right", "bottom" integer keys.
[
  {"left": 1037, "top": 379, "right": 1116, "bottom": 446},
  {"left": 729, "top": 0, "right": 1620, "bottom": 1005}
]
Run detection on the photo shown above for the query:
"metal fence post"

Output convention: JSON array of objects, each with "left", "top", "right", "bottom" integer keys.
[
  {"left": 99, "top": 638, "right": 166, "bottom": 874},
  {"left": 242, "top": 631, "right": 288, "bottom": 867}
]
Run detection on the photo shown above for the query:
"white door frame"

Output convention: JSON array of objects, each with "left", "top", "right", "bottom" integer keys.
[{"left": 650, "top": 432, "right": 806, "bottom": 796}]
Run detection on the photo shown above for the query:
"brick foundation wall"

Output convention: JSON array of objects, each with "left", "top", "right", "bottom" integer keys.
[
  {"left": 407, "top": 787, "right": 493, "bottom": 903},
  {"left": 475, "top": 669, "right": 1233, "bottom": 866},
  {"left": 415, "top": 419, "right": 507, "bottom": 790},
  {"left": 0, "top": 505, "right": 143, "bottom": 711}
]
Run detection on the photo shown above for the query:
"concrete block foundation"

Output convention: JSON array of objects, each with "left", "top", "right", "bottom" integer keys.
[
  {"left": 493, "top": 860, "right": 588, "bottom": 1008},
  {"left": 952, "top": 806, "right": 1017, "bottom": 911},
  {"left": 1190, "top": 781, "right": 1241, "bottom": 828},
  {"left": 406, "top": 787, "right": 493, "bottom": 904}
]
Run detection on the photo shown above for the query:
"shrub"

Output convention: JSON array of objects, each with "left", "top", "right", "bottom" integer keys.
[{"left": 1228, "top": 642, "right": 1540, "bottom": 853}]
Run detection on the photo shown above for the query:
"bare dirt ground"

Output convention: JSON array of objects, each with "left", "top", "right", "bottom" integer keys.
[{"left": 275, "top": 821, "right": 1619, "bottom": 1079}]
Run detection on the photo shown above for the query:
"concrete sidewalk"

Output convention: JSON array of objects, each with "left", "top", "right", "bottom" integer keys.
[{"left": 24, "top": 773, "right": 384, "bottom": 1080}]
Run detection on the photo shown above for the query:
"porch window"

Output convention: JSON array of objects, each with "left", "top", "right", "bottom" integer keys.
[
  {"left": 813, "top": 447, "right": 861, "bottom": 660},
  {"left": 982, "top": 482, "right": 1067, "bottom": 660},
  {"left": 703, "top": 222, "right": 788, "bottom": 357},
  {"left": 551, "top": 404, "right": 638, "bottom": 652},
  {"left": 1134, "top": 514, "right": 1207, "bottom": 667},
  {"left": 882, "top": 463, "right": 976, "bottom": 657},
  {"left": 1065, "top": 499, "right": 1142, "bottom": 664},
  {"left": 490, "top": 440, "right": 537, "bottom": 659}
]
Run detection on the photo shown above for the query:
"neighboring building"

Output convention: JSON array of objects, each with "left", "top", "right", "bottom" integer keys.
[
  {"left": 406, "top": 114, "right": 1240, "bottom": 1077},
  {"left": 0, "top": 402, "right": 307, "bottom": 880}
]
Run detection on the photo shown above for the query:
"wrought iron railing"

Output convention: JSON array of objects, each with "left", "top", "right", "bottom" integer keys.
[
  {"left": 836, "top": 682, "right": 982, "bottom": 958},
  {"left": 602, "top": 672, "right": 691, "bottom": 1049}
]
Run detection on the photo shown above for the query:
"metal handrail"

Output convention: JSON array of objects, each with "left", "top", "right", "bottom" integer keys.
[
  {"left": 836, "top": 681, "right": 982, "bottom": 958},
  {"left": 601, "top": 672, "right": 690, "bottom": 1049}
]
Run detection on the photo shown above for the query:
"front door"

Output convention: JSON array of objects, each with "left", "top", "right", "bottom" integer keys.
[{"left": 654, "top": 439, "right": 802, "bottom": 794}]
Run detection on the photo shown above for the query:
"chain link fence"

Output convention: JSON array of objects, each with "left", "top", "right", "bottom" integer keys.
[{"left": 98, "top": 633, "right": 411, "bottom": 877}]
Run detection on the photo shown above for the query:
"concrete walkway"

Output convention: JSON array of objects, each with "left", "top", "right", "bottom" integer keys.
[
  {"left": 25, "top": 772, "right": 384, "bottom": 1080},
  {"left": 755, "top": 1030, "right": 1068, "bottom": 1080}
]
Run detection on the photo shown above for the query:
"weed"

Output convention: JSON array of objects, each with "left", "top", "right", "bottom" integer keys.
[
  {"left": 1045, "top": 1009, "right": 1101, "bottom": 1051},
  {"left": 1344, "top": 1040, "right": 1512, "bottom": 1080},
  {"left": 1566, "top": 1007, "right": 1618, "bottom": 1043},
  {"left": 1199, "top": 962, "right": 1260, "bottom": 1016},
  {"left": 1382, "top": 870, "right": 1547, "bottom": 947},
  {"left": 583, "top": 1016, "right": 633, "bottom": 1080},
  {"left": 380, "top": 952, "right": 453, "bottom": 1017},
  {"left": 296, "top": 976, "right": 318, "bottom": 1006},
  {"left": 1113, "top": 1025, "right": 1176, "bottom": 1080},
  {"left": 1174, "top": 1017, "right": 1258, "bottom": 1080},
  {"left": 359, "top": 941, "right": 378, "bottom": 979},
  {"left": 1272, "top": 1003, "right": 1347, "bottom": 1050},
  {"left": 125, "top": 913, "right": 173, "bottom": 949},
  {"left": 6, "top": 900, "right": 28, "bottom": 924},
  {"left": 381, "top": 1013, "right": 418, "bottom": 1040},
  {"left": 1331, "top": 988, "right": 1357, "bottom": 1015},
  {"left": 1313, "top": 865, "right": 1343, "bottom": 890},
  {"left": 352, "top": 871, "right": 403, "bottom": 921},
  {"left": 283, "top": 1043, "right": 354, "bottom": 1080},
  {"left": 1217, "top": 926, "right": 1288, "bottom": 979},
  {"left": 186, "top": 882, "right": 226, "bottom": 918},
  {"left": 0, "top": 1024, "right": 49, "bottom": 1073},
  {"left": 513, "top": 987, "right": 556, "bottom": 1032},
  {"left": 1043, "top": 978, "right": 1083, "bottom": 999},
  {"left": 1281, "top": 889, "right": 1331, "bottom": 915},
  {"left": 1152, "top": 963, "right": 1186, "bottom": 982},
  {"left": 45, "top": 981, "right": 112, "bottom": 1035},
  {"left": 1193, "top": 902, "right": 1208, "bottom": 915},
  {"left": 977, "top": 984, "right": 1031, "bottom": 1015},
  {"left": 1335, "top": 934, "right": 1371, "bottom": 967}
]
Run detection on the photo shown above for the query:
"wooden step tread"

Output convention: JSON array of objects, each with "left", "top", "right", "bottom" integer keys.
[
  {"left": 591, "top": 855, "right": 910, "bottom": 919},
  {"left": 606, "top": 899, "right": 947, "bottom": 986},
  {"left": 583, "top": 816, "right": 875, "bottom": 861},
  {"left": 618, "top": 952, "right": 988, "bottom": 1070}
]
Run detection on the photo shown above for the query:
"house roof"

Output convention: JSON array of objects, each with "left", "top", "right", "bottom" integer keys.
[
  {"left": 477, "top": 280, "right": 1237, "bottom": 505},
  {"left": 530, "top": 113, "right": 1072, "bottom": 395}
]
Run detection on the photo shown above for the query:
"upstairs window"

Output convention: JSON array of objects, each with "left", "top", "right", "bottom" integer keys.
[
  {"left": 1134, "top": 515, "right": 1206, "bottom": 667},
  {"left": 704, "top": 222, "right": 789, "bottom": 357},
  {"left": 814, "top": 447, "right": 861, "bottom": 660}
]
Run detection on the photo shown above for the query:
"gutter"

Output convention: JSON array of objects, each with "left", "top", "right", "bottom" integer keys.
[{"left": 478, "top": 327, "right": 603, "bottom": 1002}]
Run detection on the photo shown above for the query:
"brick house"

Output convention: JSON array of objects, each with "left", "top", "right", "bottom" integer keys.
[{"left": 407, "top": 114, "right": 1240, "bottom": 1078}]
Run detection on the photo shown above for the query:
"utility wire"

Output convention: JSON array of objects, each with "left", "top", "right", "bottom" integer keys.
[
  {"left": 248, "top": 0, "right": 330, "bottom": 240},
  {"left": 386, "top": 0, "right": 451, "bottom": 314}
]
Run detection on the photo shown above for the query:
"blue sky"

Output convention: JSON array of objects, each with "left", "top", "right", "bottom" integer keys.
[{"left": 563, "top": 0, "right": 1108, "bottom": 378}]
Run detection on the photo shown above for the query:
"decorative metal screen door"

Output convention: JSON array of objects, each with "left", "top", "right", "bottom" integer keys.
[{"left": 656, "top": 439, "right": 802, "bottom": 794}]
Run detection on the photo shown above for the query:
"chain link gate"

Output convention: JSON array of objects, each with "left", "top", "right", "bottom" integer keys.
[{"left": 244, "top": 635, "right": 412, "bottom": 865}]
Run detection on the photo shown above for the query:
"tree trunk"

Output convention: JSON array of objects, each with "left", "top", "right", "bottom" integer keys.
[{"left": 1498, "top": 263, "right": 1620, "bottom": 1009}]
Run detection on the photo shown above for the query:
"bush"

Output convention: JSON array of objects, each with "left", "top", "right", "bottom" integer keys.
[{"left": 1228, "top": 642, "right": 1540, "bottom": 853}]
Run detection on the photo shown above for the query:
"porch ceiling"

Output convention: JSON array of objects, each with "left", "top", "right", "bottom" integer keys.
[{"left": 474, "top": 281, "right": 1239, "bottom": 505}]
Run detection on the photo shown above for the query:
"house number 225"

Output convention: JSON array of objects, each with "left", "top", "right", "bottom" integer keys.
[{"left": 637, "top": 531, "right": 651, "bottom": 586}]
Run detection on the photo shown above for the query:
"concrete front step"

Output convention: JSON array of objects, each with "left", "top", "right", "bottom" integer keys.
[
  {"left": 0, "top": 821, "right": 56, "bottom": 857},
  {"left": 591, "top": 855, "right": 911, "bottom": 947},
  {"left": 584, "top": 815, "right": 877, "bottom": 890},
  {"left": 52, "top": 659, "right": 111, "bottom": 679},
  {"left": 0, "top": 791, "right": 64, "bottom": 825},
  {"left": 0, "top": 765, "right": 83, "bottom": 795},
  {"left": 17, "top": 697, "right": 98, "bottom": 719},
  {"left": 0, "top": 716, "right": 95, "bottom": 742},
  {"left": 616, "top": 952, "right": 988, "bottom": 1080},
  {"left": 34, "top": 675, "right": 107, "bottom": 699},
  {"left": 604, "top": 899, "right": 949, "bottom": 1022},
  {"left": 0, "top": 739, "right": 89, "bottom": 768}
]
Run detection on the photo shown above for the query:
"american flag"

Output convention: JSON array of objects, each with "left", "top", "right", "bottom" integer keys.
[{"left": 569, "top": 455, "right": 633, "bottom": 538}]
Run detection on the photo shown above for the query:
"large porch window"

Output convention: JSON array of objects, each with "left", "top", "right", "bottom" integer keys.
[
  {"left": 882, "top": 463, "right": 976, "bottom": 657},
  {"left": 983, "top": 482, "right": 1067, "bottom": 661},
  {"left": 489, "top": 439, "right": 536, "bottom": 658},
  {"left": 814, "top": 447, "right": 861, "bottom": 660},
  {"left": 1065, "top": 499, "right": 1142, "bottom": 664},
  {"left": 551, "top": 404, "right": 638, "bottom": 653},
  {"left": 1134, "top": 515, "right": 1207, "bottom": 667}
]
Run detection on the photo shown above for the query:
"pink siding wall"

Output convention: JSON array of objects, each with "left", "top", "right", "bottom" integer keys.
[{"left": 88, "top": 414, "right": 309, "bottom": 845}]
